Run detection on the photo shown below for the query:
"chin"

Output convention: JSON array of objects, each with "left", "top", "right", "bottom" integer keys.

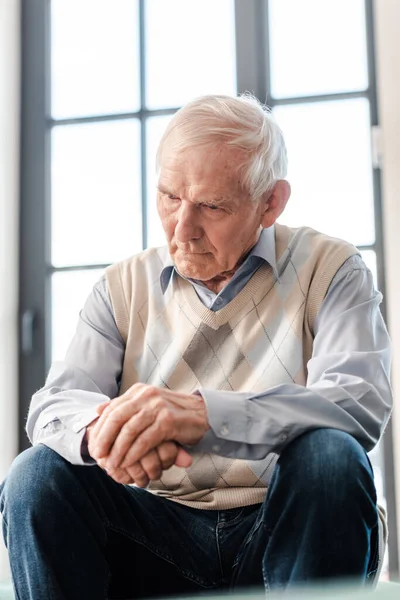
[{"left": 174, "top": 256, "right": 217, "bottom": 281}]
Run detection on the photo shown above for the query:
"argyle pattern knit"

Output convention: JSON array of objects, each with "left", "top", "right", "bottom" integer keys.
[{"left": 105, "top": 224, "right": 358, "bottom": 509}]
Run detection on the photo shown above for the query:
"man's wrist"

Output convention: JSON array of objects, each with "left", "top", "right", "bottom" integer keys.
[
  {"left": 82, "top": 419, "right": 99, "bottom": 459},
  {"left": 192, "top": 392, "right": 210, "bottom": 434}
]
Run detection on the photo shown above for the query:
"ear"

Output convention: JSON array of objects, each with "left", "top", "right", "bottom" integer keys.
[{"left": 260, "top": 180, "right": 291, "bottom": 228}]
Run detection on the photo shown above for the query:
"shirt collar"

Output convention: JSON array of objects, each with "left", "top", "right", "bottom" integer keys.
[{"left": 159, "top": 225, "right": 278, "bottom": 295}]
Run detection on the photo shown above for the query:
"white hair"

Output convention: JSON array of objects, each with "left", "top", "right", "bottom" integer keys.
[{"left": 156, "top": 93, "right": 288, "bottom": 200}]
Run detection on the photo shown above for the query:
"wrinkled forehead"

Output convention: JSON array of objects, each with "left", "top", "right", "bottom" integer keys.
[{"left": 158, "top": 143, "right": 247, "bottom": 192}]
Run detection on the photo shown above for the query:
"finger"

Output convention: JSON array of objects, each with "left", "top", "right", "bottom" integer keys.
[
  {"left": 120, "top": 421, "right": 166, "bottom": 468},
  {"left": 105, "top": 409, "right": 156, "bottom": 469},
  {"left": 97, "top": 457, "right": 107, "bottom": 469},
  {"left": 96, "top": 402, "right": 109, "bottom": 415},
  {"left": 90, "top": 386, "right": 146, "bottom": 446},
  {"left": 90, "top": 401, "right": 113, "bottom": 441},
  {"left": 100, "top": 382, "right": 149, "bottom": 418},
  {"left": 140, "top": 449, "right": 163, "bottom": 481},
  {"left": 105, "top": 466, "right": 133, "bottom": 485},
  {"left": 126, "top": 463, "right": 149, "bottom": 488},
  {"left": 108, "top": 382, "right": 146, "bottom": 408},
  {"left": 93, "top": 385, "right": 164, "bottom": 461},
  {"left": 175, "top": 447, "right": 193, "bottom": 468},
  {"left": 87, "top": 405, "right": 108, "bottom": 451},
  {"left": 92, "top": 401, "right": 149, "bottom": 461},
  {"left": 98, "top": 457, "right": 134, "bottom": 485},
  {"left": 156, "top": 441, "right": 179, "bottom": 470}
]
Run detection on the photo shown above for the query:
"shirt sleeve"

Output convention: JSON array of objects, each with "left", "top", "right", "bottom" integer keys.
[
  {"left": 26, "top": 275, "right": 125, "bottom": 465},
  {"left": 194, "top": 255, "right": 393, "bottom": 460}
]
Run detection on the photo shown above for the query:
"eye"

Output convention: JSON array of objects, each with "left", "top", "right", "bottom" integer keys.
[
  {"left": 168, "top": 194, "right": 179, "bottom": 200},
  {"left": 204, "top": 204, "right": 220, "bottom": 211}
]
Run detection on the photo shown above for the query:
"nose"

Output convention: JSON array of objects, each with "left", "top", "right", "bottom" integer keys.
[{"left": 174, "top": 200, "right": 202, "bottom": 243}]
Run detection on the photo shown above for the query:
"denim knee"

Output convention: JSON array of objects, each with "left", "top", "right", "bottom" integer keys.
[
  {"left": 0, "top": 444, "right": 68, "bottom": 521},
  {"left": 277, "top": 428, "right": 375, "bottom": 496}
]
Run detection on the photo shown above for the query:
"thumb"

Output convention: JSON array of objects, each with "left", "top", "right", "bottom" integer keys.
[{"left": 174, "top": 447, "right": 193, "bottom": 468}]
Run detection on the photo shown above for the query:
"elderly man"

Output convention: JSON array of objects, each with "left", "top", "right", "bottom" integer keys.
[{"left": 0, "top": 94, "right": 392, "bottom": 599}]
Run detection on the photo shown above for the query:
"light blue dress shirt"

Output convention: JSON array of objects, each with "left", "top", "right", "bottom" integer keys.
[{"left": 26, "top": 227, "right": 392, "bottom": 465}]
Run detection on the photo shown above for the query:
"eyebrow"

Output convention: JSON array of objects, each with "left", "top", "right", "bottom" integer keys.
[
  {"left": 157, "top": 183, "right": 171, "bottom": 194},
  {"left": 157, "top": 184, "right": 229, "bottom": 205}
]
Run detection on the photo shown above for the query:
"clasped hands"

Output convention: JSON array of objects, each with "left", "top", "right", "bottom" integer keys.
[{"left": 87, "top": 383, "right": 210, "bottom": 487}]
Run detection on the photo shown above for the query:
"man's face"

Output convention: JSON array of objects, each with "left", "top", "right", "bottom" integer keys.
[{"left": 157, "top": 144, "right": 269, "bottom": 285}]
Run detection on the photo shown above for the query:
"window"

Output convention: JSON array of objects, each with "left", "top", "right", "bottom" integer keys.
[
  {"left": 19, "top": 0, "right": 397, "bottom": 578},
  {"left": 262, "top": 0, "right": 395, "bottom": 577},
  {"left": 49, "top": 0, "right": 236, "bottom": 362}
]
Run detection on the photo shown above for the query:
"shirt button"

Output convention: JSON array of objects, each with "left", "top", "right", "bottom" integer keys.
[
  {"left": 220, "top": 425, "right": 229, "bottom": 436},
  {"left": 280, "top": 433, "right": 287, "bottom": 442},
  {"left": 212, "top": 444, "right": 221, "bottom": 453},
  {"left": 215, "top": 298, "right": 223, "bottom": 305}
]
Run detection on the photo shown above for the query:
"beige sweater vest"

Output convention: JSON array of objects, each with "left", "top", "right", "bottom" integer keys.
[{"left": 105, "top": 224, "right": 358, "bottom": 509}]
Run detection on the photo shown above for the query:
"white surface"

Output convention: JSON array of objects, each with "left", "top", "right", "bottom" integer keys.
[
  {"left": 146, "top": 115, "right": 173, "bottom": 248},
  {"left": 51, "top": 119, "right": 142, "bottom": 266},
  {"left": 275, "top": 98, "right": 375, "bottom": 247},
  {"left": 51, "top": 269, "right": 104, "bottom": 363},
  {"left": 269, "top": 0, "right": 368, "bottom": 99},
  {"left": 374, "top": 0, "right": 400, "bottom": 564},
  {"left": 144, "top": 0, "right": 236, "bottom": 109},
  {"left": 0, "top": 0, "right": 20, "bottom": 581},
  {"left": 51, "top": 0, "right": 140, "bottom": 119}
]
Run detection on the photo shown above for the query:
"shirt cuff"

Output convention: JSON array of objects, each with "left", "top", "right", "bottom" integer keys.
[
  {"left": 198, "top": 387, "right": 252, "bottom": 443},
  {"left": 191, "top": 388, "right": 252, "bottom": 456},
  {"left": 36, "top": 408, "right": 102, "bottom": 466},
  {"left": 36, "top": 427, "right": 93, "bottom": 466},
  {"left": 69, "top": 407, "right": 102, "bottom": 434},
  {"left": 192, "top": 388, "right": 286, "bottom": 461}
]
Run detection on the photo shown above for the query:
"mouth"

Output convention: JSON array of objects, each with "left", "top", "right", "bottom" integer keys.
[{"left": 175, "top": 248, "right": 209, "bottom": 255}]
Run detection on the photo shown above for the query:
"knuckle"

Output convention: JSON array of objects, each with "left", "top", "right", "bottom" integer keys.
[
  {"left": 153, "top": 397, "right": 164, "bottom": 409},
  {"left": 141, "top": 452, "right": 160, "bottom": 478},
  {"left": 122, "top": 421, "right": 138, "bottom": 437},
  {"left": 120, "top": 473, "right": 132, "bottom": 484},
  {"left": 108, "top": 409, "right": 125, "bottom": 425},
  {"left": 159, "top": 410, "right": 174, "bottom": 432},
  {"left": 129, "top": 469, "right": 149, "bottom": 487},
  {"left": 146, "top": 459, "right": 161, "bottom": 479},
  {"left": 159, "top": 407, "right": 172, "bottom": 422},
  {"left": 146, "top": 466, "right": 161, "bottom": 480},
  {"left": 146, "top": 385, "right": 158, "bottom": 398},
  {"left": 130, "top": 464, "right": 145, "bottom": 479},
  {"left": 110, "top": 469, "right": 126, "bottom": 484},
  {"left": 139, "top": 406, "right": 153, "bottom": 421},
  {"left": 158, "top": 441, "right": 177, "bottom": 462}
]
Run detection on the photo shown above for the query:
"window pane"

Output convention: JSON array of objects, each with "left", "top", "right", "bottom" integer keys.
[
  {"left": 51, "top": 269, "right": 104, "bottom": 363},
  {"left": 51, "top": 0, "right": 140, "bottom": 119},
  {"left": 269, "top": 0, "right": 368, "bottom": 99},
  {"left": 145, "top": 0, "right": 236, "bottom": 109},
  {"left": 274, "top": 99, "right": 375, "bottom": 246},
  {"left": 369, "top": 442, "right": 386, "bottom": 505},
  {"left": 361, "top": 250, "right": 378, "bottom": 288},
  {"left": 146, "top": 115, "right": 173, "bottom": 248},
  {"left": 52, "top": 120, "right": 142, "bottom": 267}
]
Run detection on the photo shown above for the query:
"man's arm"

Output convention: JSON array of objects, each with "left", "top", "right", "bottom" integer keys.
[
  {"left": 26, "top": 275, "right": 124, "bottom": 465},
  {"left": 90, "top": 255, "right": 392, "bottom": 474},
  {"left": 192, "top": 255, "right": 392, "bottom": 460}
]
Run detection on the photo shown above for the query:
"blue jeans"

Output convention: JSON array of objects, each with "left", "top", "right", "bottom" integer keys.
[{"left": 0, "top": 429, "right": 379, "bottom": 599}]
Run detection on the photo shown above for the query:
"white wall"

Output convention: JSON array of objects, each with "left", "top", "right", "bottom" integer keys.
[
  {"left": 0, "top": 0, "right": 20, "bottom": 581},
  {"left": 374, "top": 0, "right": 400, "bottom": 563}
]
